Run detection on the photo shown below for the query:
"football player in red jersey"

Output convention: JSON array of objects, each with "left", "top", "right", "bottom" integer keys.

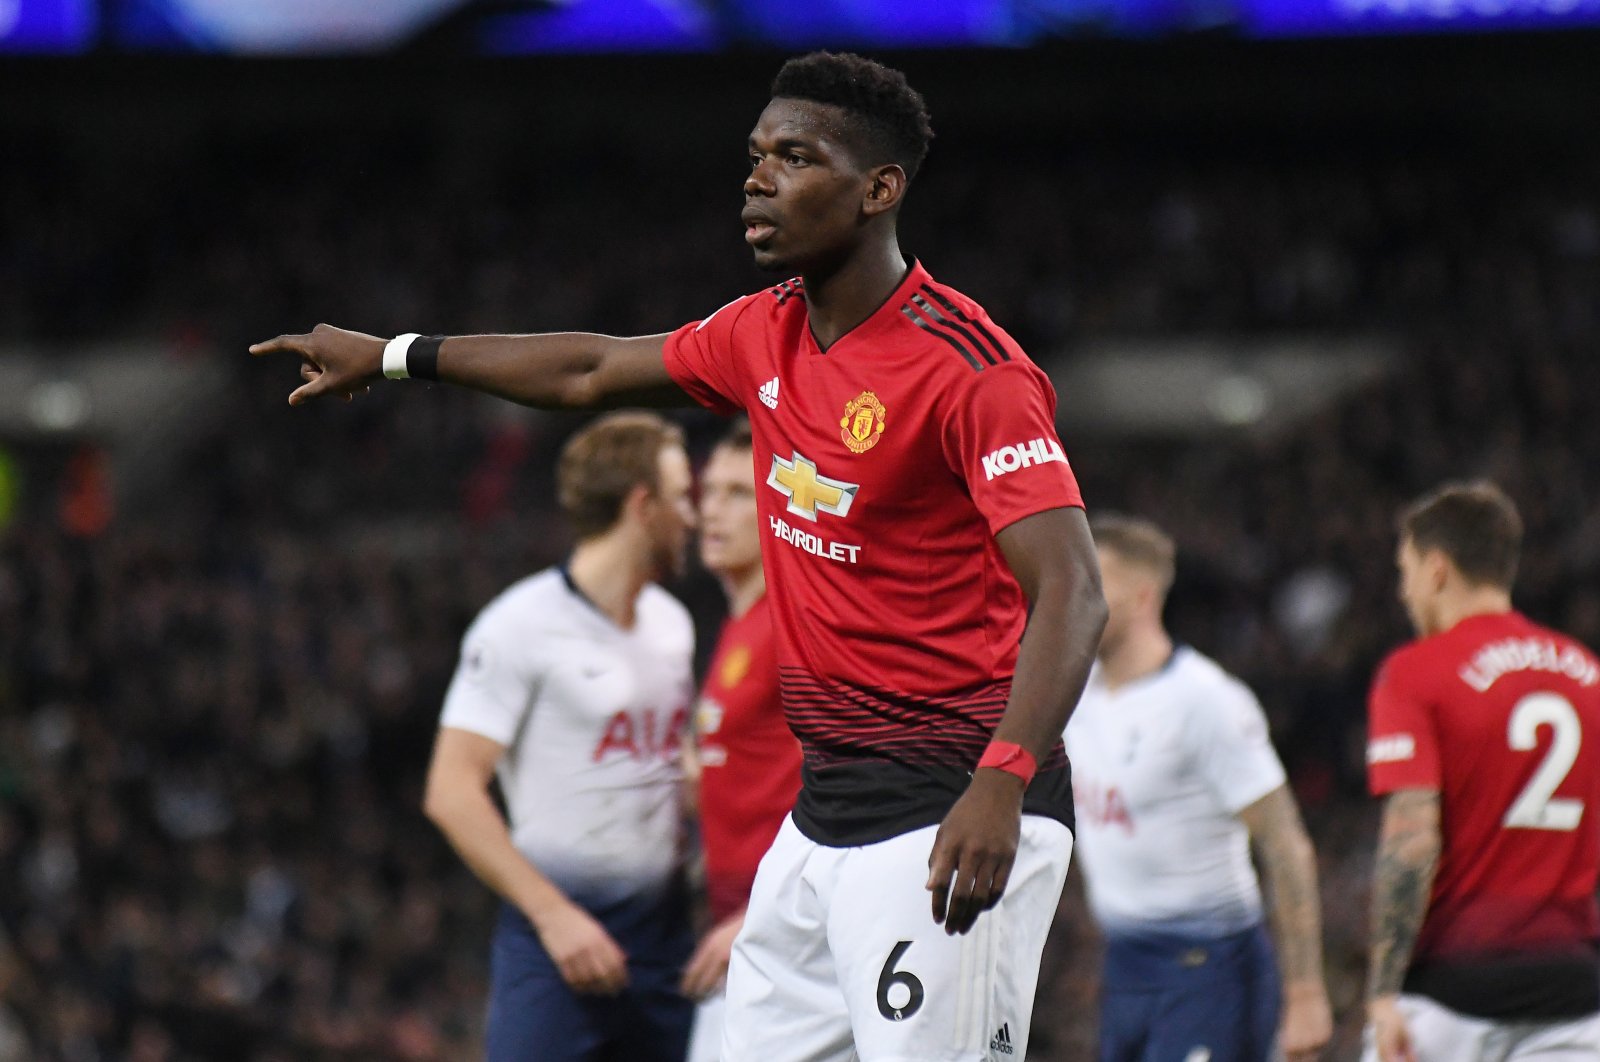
[
  {"left": 1365, "top": 482, "right": 1600, "bottom": 1062},
  {"left": 680, "top": 417, "right": 802, "bottom": 1062},
  {"left": 253, "top": 52, "right": 1106, "bottom": 1061}
]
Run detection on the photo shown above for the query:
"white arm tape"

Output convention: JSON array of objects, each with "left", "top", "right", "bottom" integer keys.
[{"left": 383, "top": 333, "right": 422, "bottom": 380}]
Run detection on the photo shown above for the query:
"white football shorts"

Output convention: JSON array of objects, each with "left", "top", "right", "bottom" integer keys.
[
  {"left": 688, "top": 989, "right": 726, "bottom": 1062},
  {"left": 1361, "top": 993, "right": 1600, "bottom": 1062},
  {"left": 719, "top": 814, "right": 1073, "bottom": 1062}
]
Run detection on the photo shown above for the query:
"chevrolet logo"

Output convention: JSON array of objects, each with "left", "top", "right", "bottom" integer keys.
[{"left": 767, "top": 451, "right": 858, "bottom": 523}]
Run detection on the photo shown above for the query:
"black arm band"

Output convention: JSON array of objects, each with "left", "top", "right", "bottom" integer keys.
[{"left": 408, "top": 334, "right": 446, "bottom": 381}]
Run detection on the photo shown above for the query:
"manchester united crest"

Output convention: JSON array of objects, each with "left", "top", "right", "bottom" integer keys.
[{"left": 839, "top": 391, "right": 887, "bottom": 454}]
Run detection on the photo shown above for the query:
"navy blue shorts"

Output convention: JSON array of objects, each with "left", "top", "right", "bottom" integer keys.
[
  {"left": 1097, "top": 923, "right": 1280, "bottom": 1062},
  {"left": 485, "top": 886, "right": 694, "bottom": 1062}
]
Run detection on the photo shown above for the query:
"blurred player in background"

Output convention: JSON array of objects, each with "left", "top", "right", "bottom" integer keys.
[
  {"left": 1066, "top": 515, "right": 1331, "bottom": 1062},
  {"left": 421, "top": 412, "right": 698, "bottom": 1062},
  {"left": 1364, "top": 482, "right": 1600, "bottom": 1062},
  {"left": 680, "top": 417, "right": 803, "bottom": 1062},
  {"left": 255, "top": 51, "right": 1106, "bottom": 1061}
]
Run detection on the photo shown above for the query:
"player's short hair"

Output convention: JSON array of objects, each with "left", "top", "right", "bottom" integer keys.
[
  {"left": 1090, "top": 513, "right": 1176, "bottom": 595},
  {"left": 714, "top": 416, "right": 753, "bottom": 454},
  {"left": 770, "top": 52, "right": 934, "bottom": 181},
  {"left": 1400, "top": 480, "right": 1523, "bottom": 589},
  {"left": 557, "top": 411, "right": 685, "bottom": 540}
]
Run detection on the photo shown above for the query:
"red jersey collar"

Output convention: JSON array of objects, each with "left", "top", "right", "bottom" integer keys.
[
  {"left": 804, "top": 257, "right": 930, "bottom": 354},
  {"left": 1444, "top": 609, "right": 1523, "bottom": 636}
]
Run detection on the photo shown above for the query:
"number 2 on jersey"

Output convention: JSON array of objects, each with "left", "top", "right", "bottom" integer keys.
[{"left": 1503, "top": 692, "right": 1585, "bottom": 831}]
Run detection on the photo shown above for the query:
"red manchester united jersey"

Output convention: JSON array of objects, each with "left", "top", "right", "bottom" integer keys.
[
  {"left": 663, "top": 261, "right": 1084, "bottom": 845},
  {"left": 694, "top": 595, "right": 800, "bottom": 922},
  {"left": 1368, "top": 610, "right": 1600, "bottom": 1018}
]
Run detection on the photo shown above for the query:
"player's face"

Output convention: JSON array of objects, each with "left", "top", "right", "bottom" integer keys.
[
  {"left": 1396, "top": 536, "right": 1439, "bottom": 636},
  {"left": 743, "top": 98, "right": 875, "bottom": 274},
  {"left": 698, "top": 445, "right": 760, "bottom": 578},
  {"left": 647, "top": 444, "right": 696, "bottom": 580}
]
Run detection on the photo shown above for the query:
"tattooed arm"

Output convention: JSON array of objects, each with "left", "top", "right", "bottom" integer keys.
[
  {"left": 1366, "top": 787, "right": 1442, "bottom": 1062},
  {"left": 1240, "top": 785, "right": 1332, "bottom": 1061}
]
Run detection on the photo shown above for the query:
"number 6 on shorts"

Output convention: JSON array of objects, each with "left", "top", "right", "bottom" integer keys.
[{"left": 876, "top": 941, "right": 925, "bottom": 1022}]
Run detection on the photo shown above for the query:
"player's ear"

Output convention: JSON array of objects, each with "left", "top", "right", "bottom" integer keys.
[
  {"left": 862, "top": 164, "right": 907, "bottom": 218},
  {"left": 1425, "top": 548, "right": 1452, "bottom": 592},
  {"left": 621, "top": 482, "right": 655, "bottom": 526}
]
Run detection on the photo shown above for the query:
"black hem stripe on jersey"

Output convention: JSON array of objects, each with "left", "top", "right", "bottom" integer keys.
[
  {"left": 791, "top": 758, "right": 1075, "bottom": 847},
  {"left": 900, "top": 303, "right": 984, "bottom": 372},
  {"left": 919, "top": 284, "right": 1011, "bottom": 364},
  {"left": 909, "top": 293, "right": 998, "bottom": 367},
  {"left": 771, "top": 278, "right": 804, "bottom": 306},
  {"left": 1404, "top": 951, "right": 1599, "bottom": 1020}
]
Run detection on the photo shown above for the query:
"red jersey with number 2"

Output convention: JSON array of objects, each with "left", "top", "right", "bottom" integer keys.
[{"left": 1367, "top": 611, "right": 1600, "bottom": 965}]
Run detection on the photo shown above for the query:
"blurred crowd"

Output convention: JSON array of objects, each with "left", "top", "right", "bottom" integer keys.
[{"left": 1, "top": 93, "right": 1598, "bottom": 1060}]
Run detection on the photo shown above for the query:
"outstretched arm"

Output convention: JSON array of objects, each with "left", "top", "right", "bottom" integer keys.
[
  {"left": 1238, "top": 785, "right": 1332, "bottom": 1061},
  {"left": 250, "top": 324, "right": 688, "bottom": 409},
  {"left": 926, "top": 506, "right": 1106, "bottom": 935},
  {"left": 1366, "top": 787, "right": 1441, "bottom": 1062}
]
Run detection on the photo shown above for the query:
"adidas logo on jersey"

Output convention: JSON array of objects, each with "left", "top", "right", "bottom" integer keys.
[
  {"left": 758, "top": 376, "right": 780, "bottom": 409},
  {"left": 989, "top": 1023, "right": 1015, "bottom": 1055},
  {"left": 981, "top": 437, "right": 1066, "bottom": 481}
]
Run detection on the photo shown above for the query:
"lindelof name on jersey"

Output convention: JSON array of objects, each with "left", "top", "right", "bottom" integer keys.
[
  {"left": 981, "top": 437, "right": 1066, "bottom": 481},
  {"left": 1458, "top": 636, "right": 1600, "bottom": 693},
  {"left": 1367, "top": 732, "right": 1416, "bottom": 765}
]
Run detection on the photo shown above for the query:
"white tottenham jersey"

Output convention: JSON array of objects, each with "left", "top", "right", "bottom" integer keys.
[
  {"left": 440, "top": 567, "right": 695, "bottom": 906},
  {"left": 1065, "top": 646, "right": 1286, "bottom": 937}
]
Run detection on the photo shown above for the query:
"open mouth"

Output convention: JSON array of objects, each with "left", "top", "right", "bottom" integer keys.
[{"left": 744, "top": 221, "right": 776, "bottom": 245}]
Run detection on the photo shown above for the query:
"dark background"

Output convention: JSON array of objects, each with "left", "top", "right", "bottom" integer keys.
[{"left": 2, "top": 28, "right": 1599, "bottom": 1060}]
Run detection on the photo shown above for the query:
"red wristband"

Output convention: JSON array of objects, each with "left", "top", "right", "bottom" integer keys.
[{"left": 977, "top": 740, "right": 1037, "bottom": 787}]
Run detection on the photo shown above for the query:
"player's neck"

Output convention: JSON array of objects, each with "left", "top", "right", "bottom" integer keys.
[
  {"left": 566, "top": 535, "right": 652, "bottom": 629},
  {"left": 1099, "top": 628, "right": 1175, "bottom": 692},
  {"left": 719, "top": 565, "right": 766, "bottom": 620},
  {"left": 801, "top": 238, "right": 908, "bottom": 350},
  {"left": 1432, "top": 586, "right": 1514, "bottom": 636}
]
